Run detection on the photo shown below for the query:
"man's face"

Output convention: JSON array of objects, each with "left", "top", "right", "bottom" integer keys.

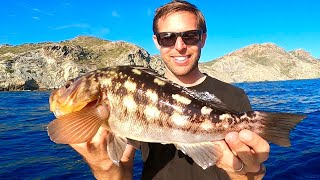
[{"left": 153, "top": 11, "right": 207, "bottom": 77}]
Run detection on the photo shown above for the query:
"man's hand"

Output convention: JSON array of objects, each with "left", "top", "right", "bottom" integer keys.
[
  {"left": 70, "top": 127, "right": 135, "bottom": 180},
  {"left": 214, "top": 129, "right": 269, "bottom": 179}
]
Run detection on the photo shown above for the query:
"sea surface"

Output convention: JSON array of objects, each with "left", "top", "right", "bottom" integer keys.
[{"left": 0, "top": 79, "right": 319, "bottom": 180}]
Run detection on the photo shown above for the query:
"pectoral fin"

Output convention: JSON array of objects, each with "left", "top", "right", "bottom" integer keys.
[
  {"left": 107, "top": 133, "right": 127, "bottom": 165},
  {"left": 47, "top": 106, "right": 107, "bottom": 144},
  {"left": 175, "top": 142, "right": 222, "bottom": 169}
]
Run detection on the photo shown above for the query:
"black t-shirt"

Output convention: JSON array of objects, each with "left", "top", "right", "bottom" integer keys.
[{"left": 140, "top": 76, "right": 252, "bottom": 180}]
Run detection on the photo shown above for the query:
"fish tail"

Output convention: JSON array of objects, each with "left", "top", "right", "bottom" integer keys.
[{"left": 255, "top": 111, "right": 306, "bottom": 147}]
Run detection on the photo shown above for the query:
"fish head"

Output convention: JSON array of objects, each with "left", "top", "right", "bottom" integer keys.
[{"left": 49, "top": 73, "right": 101, "bottom": 117}]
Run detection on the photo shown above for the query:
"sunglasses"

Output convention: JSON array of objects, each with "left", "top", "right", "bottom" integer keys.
[{"left": 155, "top": 30, "right": 203, "bottom": 47}]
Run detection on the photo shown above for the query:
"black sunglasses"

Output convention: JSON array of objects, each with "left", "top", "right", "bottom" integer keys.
[{"left": 155, "top": 30, "right": 203, "bottom": 47}]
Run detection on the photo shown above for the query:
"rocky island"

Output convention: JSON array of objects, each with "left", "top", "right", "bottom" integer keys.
[{"left": 0, "top": 36, "right": 319, "bottom": 91}]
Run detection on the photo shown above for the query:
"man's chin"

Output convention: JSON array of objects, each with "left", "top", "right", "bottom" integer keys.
[{"left": 170, "top": 67, "right": 193, "bottom": 76}]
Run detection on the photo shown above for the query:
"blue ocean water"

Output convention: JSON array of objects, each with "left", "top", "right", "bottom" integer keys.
[{"left": 0, "top": 79, "right": 319, "bottom": 179}]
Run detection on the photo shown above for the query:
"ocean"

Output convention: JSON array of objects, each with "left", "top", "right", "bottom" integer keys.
[{"left": 0, "top": 79, "right": 319, "bottom": 180}]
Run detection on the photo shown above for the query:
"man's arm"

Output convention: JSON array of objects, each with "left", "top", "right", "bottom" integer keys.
[{"left": 70, "top": 127, "right": 136, "bottom": 180}]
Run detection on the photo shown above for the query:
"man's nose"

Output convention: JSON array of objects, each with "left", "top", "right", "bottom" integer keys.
[{"left": 174, "top": 36, "right": 187, "bottom": 51}]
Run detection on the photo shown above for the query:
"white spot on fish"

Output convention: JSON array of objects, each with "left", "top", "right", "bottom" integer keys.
[
  {"left": 101, "top": 78, "right": 112, "bottom": 86},
  {"left": 114, "top": 83, "right": 122, "bottom": 91},
  {"left": 108, "top": 70, "right": 117, "bottom": 75},
  {"left": 146, "top": 89, "right": 158, "bottom": 103},
  {"left": 144, "top": 105, "right": 161, "bottom": 120},
  {"left": 107, "top": 94, "right": 115, "bottom": 102},
  {"left": 222, "top": 121, "right": 230, "bottom": 129},
  {"left": 200, "top": 120, "right": 214, "bottom": 131},
  {"left": 219, "top": 114, "right": 232, "bottom": 129},
  {"left": 201, "top": 106, "right": 213, "bottom": 115},
  {"left": 106, "top": 70, "right": 118, "bottom": 80},
  {"left": 219, "top": 114, "right": 232, "bottom": 121},
  {"left": 123, "top": 95, "right": 137, "bottom": 111},
  {"left": 124, "top": 80, "right": 137, "bottom": 92},
  {"left": 132, "top": 68, "right": 142, "bottom": 75},
  {"left": 171, "top": 113, "right": 190, "bottom": 126},
  {"left": 154, "top": 78, "right": 166, "bottom": 86},
  {"left": 172, "top": 94, "right": 192, "bottom": 105}
]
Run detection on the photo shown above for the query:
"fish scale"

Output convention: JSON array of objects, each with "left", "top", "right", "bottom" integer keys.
[
  {"left": 104, "top": 78, "right": 215, "bottom": 139},
  {"left": 48, "top": 65, "right": 306, "bottom": 169}
]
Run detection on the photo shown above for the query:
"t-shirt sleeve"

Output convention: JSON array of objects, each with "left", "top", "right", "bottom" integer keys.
[{"left": 239, "top": 90, "right": 252, "bottom": 112}]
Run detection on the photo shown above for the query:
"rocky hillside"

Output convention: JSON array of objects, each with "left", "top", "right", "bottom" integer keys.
[
  {"left": 0, "top": 36, "right": 151, "bottom": 91},
  {"left": 0, "top": 37, "right": 319, "bottom": 91},
  {"left": 199, "top": 43, "right": 320, "bottom": 83}
]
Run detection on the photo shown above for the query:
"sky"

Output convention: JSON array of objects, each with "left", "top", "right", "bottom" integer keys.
[{"left": 1, "top": 0, "right": 319, "bottom": 62}]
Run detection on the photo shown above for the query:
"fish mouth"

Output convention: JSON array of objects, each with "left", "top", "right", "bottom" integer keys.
[
  {"left": 53, "top": 110, "right": 63, "bottom": 117},
  {"left": 53, "top": 99, "right": 99, "bottom": 118}
]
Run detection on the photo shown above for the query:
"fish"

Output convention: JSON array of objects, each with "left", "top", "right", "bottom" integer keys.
[{"left": 47, "top": 65, "right": 306, "bottom": 169}]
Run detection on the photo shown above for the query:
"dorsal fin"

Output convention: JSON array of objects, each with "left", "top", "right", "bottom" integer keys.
[{"left": 183, "top": 88, "right": 237, "bottom": 114}]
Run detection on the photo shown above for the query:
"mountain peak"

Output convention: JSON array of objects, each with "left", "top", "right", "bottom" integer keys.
[
  {"left": 227, "top": 43, "right": 288, "bottom": 60},
  {"left": 63, "top": 36, "right": 110, "bottom": 47},
  {"left": 243, "top": 42, "right": 285, "bottom": 52},
  {"left": 289, "top": 49, "right": 318, "bottom": 62}
]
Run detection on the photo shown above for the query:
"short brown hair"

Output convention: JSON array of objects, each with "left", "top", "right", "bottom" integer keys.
[{"left": 153, "top": 0, "right": 207, "bottom": 34}]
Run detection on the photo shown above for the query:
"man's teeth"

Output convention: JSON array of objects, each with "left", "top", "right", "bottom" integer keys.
[{"left": 175, "top": 56, "right": 187, "bottom": 61}]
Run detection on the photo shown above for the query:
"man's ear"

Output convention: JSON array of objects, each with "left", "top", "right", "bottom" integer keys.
[
  {"left": 200, "top": 33, "right": 207, "bottom": 48},
  {"left": 153, "top": 35, "right": 161, "bottom": 49}
]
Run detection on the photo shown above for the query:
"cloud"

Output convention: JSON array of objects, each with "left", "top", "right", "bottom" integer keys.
[
  {"left": 61, "top": 2, "right": 72, "bottom": 8},
  {"left": 32, "top": 8, "right": 53, "bottom": 16},
  {"left": 32, "top": 16, "right": 40, "bottom": 20},
  {"left": 112, "top": 10, "right": 120, "bottom": 18},
  {"left": 53, "top": 23, "right": 91, "bottom": 30},
  {"left": 32, "top": 8, "right": 41, "bottom": 12}
]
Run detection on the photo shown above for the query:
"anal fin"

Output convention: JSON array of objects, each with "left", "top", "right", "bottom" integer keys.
[
  {"left": 175, "top": 142, "right": 222, "bottom": 169},
  {"left": 107, "top": 134, "right": 127, "bottom": 165}
]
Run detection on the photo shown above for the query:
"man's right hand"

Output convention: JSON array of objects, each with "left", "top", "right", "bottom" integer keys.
[{"left": 70, "top": 127, "right": 136, "bottom": 180}]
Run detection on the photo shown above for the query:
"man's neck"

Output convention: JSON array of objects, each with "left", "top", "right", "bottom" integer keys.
[{"left": 164, "top": 67, "right": 206, "bottom": 87}]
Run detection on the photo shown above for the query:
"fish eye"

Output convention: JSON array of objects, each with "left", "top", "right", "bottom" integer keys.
[{"left": 65, "top": 84, "right": 70, "bottom": 88}]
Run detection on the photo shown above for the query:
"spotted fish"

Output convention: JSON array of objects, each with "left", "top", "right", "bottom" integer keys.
[{"left": 47, "top": 65, "right": 306, "bottom": 169}]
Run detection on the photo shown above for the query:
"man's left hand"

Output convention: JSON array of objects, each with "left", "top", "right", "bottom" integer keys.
[{"left": 214, "top": 129, "right": 269, "bottom": 179}]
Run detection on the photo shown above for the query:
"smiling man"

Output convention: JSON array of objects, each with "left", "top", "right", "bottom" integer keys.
[{"left": 70, "top": 1, "right": 269, "bottom": 179}]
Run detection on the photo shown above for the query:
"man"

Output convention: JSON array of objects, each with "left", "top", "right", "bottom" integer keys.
[{"left": 70, "top": 1, "right": 269, "bottom": 179}]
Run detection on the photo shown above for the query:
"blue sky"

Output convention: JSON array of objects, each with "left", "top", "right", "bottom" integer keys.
[{"left": 1, "top": 0, "right": 319, "bottom": 62}]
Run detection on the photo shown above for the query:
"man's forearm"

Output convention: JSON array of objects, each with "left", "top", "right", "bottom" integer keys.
[{"left": 89, "top": 160, "right": 133, "bottom": 180}]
